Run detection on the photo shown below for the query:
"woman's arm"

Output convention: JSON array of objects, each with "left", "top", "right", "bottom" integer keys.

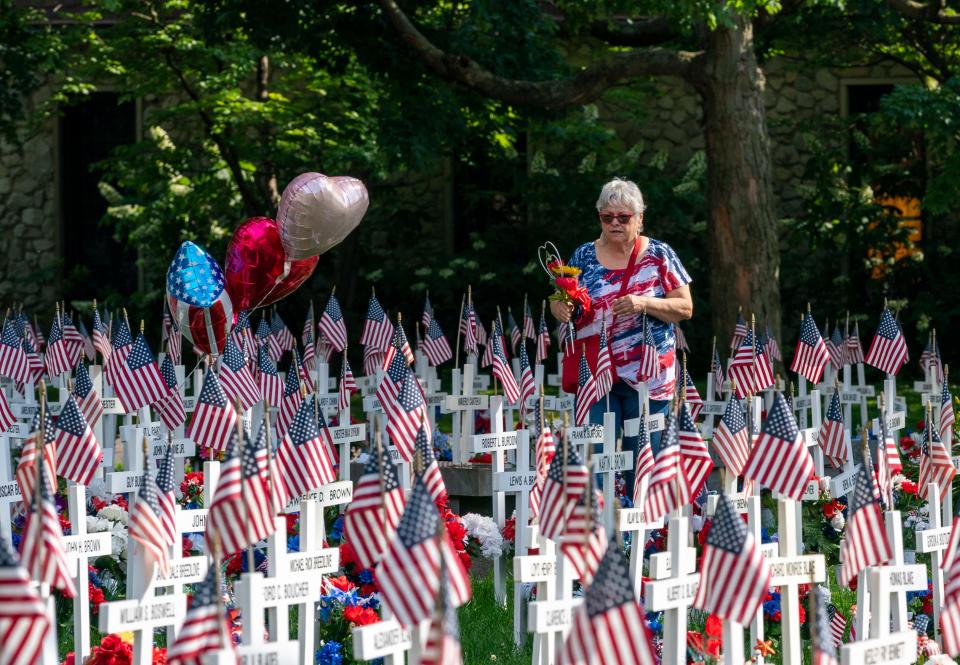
[{"left": 611, "top": 285, "right": 693, "bottom": 324}]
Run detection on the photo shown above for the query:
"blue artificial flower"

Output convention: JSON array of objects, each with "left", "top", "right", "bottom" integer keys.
[
  {"left": 618, "top": 494, "right": 634, "bottom": 508},
  {"left": 11, "top": 533, "right": 20, "bottom": 550},
  {"left": 288, "top": 535, "right": 300, "bottom": 553},
  {"left": 316, "top": 640, "right": 343, "bottom": 665},
  {"left": 329, "top": 516, "right": 344, "bottom": 543},
  {"left": 358, "top": 569, "right": 374, "bottom": 585}
]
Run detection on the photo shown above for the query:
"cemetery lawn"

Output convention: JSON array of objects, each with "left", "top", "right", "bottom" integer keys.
[{"left": 459, "top": 572, "right": 533, "bottom": 665}]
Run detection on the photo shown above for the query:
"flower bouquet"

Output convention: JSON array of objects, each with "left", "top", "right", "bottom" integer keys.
[{"left": 538, "top": 241, "right": 591, "bottom": 315}]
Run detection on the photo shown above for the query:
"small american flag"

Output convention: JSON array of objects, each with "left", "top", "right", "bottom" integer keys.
[
  {"left": 167, "top": 319, "right": 182, "bottom": 368},
  {"left": 60, "top": 312, "right": 84, "bottom": 366},
  {"left": 574, "top": 351, "right": 600, "bottom": 427},
  {"left": 516, "top": 342, "right": 536, "bottom": 416},
  {"left": 72, "top": 362, "right": 103, "bottom": 426},
  {"left": 811, "top": 591, "right": 841, "bottom": 665},
  {"left": 416, "top": 422, "right": 447, "bottom": 504},
  {"left": 764, "top": 323, "right": 782, "bottom": 362},
  {"left": 385, "top": 369, "right": 430, "bottom": 462},
  {"left": 940, "top": 379, "right": 955, "bottom": 440},
  {"left": 45, "top": 315, "right": 73, "bottom": 379},
  {"left": 317, "top": 294, "right": 348, "bottom": 353},
  {"left": 113, "top": 333, "right": 167, "bottom": 412},
  {"left": 92, "top": 308, "right": 110, "bottom": 361},
  {"left": 219, "top": 336, "right": 260, "bottom": 411},
  {"left": 19, "top": 466, "right": 75, "bottom": 597},
  {"left": 819, "top": 389, "right": 847, "bottom": 466},
  {"left": 712, "top": 344, "right": 725, "bottom": 398},
  {"left": 557, "top": 321, "right": 572, "bottom": 353},
  {"left": 0, "top": 537, "right": 50, "bottom": 665},
  {"left": 825, "top": 602, "right": 847, "bottom": 647},
  {"left": 636, "top": 316, "right": 659, "bottom": 383},
  {"left": 845, "top": 323, "right": 865, "bottom": 365},
  {"left": 560, "top": 485, "right": 606, "bottom": 585},
  {"left": 694, "top": 493, "right": 771, "bottom": 624},
  {"left": 301, "top": 322, "right": 316, "bottom": 377},
  {"left": 270, "top": 311, "right": 295, "bottom": 353},
  {"left": 536, "top": 311, "right": 551, "bottom": 365},
  {"left": 491, "top": 321, "right": 521, "bottom": 405},
  {"left": 473, "top": 313, "right": 488, "bottom": 348},
  {"left": 54, "top": 396, "right": 103, "bottom": 486},
  {"left": 22, "top": 336, "right": 44, "bottom": 386},
  {"left": 0, "top": 320, "right": 28, "bottom": 385},
  {"left": 595, "top": 324, "right": 614, "bottom": 398},
  {"left": 559, "top": 535, "right": 656, "bottom": 665},
  {"left": 728, "top": 329, "right": 774, "bottom": 398},
  {"left": 257, "top": 343, "right": 284, "bottom": 407},
  {"left": 261, "top": 315, "right": 282, "bottom": 363},
  {"left": 632, "top": 412, "right": 654, "bottom": 506},
  {"left": 678, "top": 403, "right": 712, "bottom": 499},
  {"left": 32, "top": 313, "right": 46, "bottom": 350},
  {"left": 230, "top": 309, "right": 255, "bottom": 358},
  {"left": 76, "top": 317, "right": 96, "bottom": 362},
  {"left": 383, "top": 319, "right": 415, "bottom": 369},
  {"left": 359, "top": 295, "right": 394, "bottom": 353},
  {"left": 479, "top": 318, "right": 495, "bottom": 369},
  {"left": 711, "top": 394, "right": 750, "bottom": 479},
  {"left": 276, "top": 354, "right": 304, "bottom": 440},
  {"left": 15, "top": 411, "right": 57, "bottom": 505},
  {"left": 295, "top": 343, "right": 315, "bottom": 394},
  {"left": 529, "top": 399, "right": 555, "bottom": 520},
  {"left": 524, "top": 301, "right": 536, "bottom": 340},
  {"left": 507, "top": 309, "right": 521, "bottom": 353},
  {"left": 422, "top": 294, "right": 434, "bottom": 329},
  {"left": 338, "top": 353, "right": 358, "bottom": 412},
  {"left": 276, "top": 399, "right": 336, "bottom": 503},
  {"left": 130, "top": 452, "right": 171, "bottom": 577},
  {"left": 920, "top": 334, "right": 944, "bottom": 382},
  {"left": 824, "top": 324, "right": 843, "bottom": 370},
  {"left": 343, "top": 443, "right": 404, "bottom": 569},
  {"left": 730, "top": 312, "right": 748, "bottom": 350},
  {"left": 462, "top": 303, "right": 478, "bottom": 357},
  {"left": 155, "top": 355, "right": 186, "bottom": 430},
  {"left": 742, "top": 392, "right": 814, "bottom": 501},
  {"left": 681, "top": 366, "right": 704, "bottom": 420},
  {"left": 919, "top": 425, "right": 956, "bottom": 505},
  {"left": 363, "top": 344, "right": 384, "bottom": 378},
  {"left": 864, "top": 308, "right": 909, "bottom": 376},
  {"left": 539, "top": 436, "right": 590, "bottom": 541},
  {"left": 376, "top": 476, "right": 472, "bottom": 629},
  {"left": 166, "top": 565, "right": 233, "bottom": 665},
  {"left": 0, "top": 389, "right": 14, "bottom": 438},
  {"left": 839, "top": 465, "right": 891, "bottom": 587},
  {"left": 206, "top": 431, "right": 276, "bottom": 556},
  {"left": 674, "top": 323, "right": 689, "bottom": 352},
  {"left": 157, "top": 443, "right": 177, "bottom": 546},
  {"left": 421, "top": 557, "right": 463, "bottom": 665},
  {"left": 189, "top": 367, "right": 238, "bottom": 454},
  {"left": 422, "top": 318, "right": 453, "bottom": 367},
  {"left": 643, "top": 413, "right": 691, "bottom": 523},
  {"left": 790, "top": 313, "right": 831, "bottom": 384},
  {"left": 302, "top": 302, "right": 315, "bottom": 348}
]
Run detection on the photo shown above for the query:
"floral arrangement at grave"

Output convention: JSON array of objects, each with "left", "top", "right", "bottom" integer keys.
[{"left": 537, "top": 241, "right": 591, "bottom": 315}]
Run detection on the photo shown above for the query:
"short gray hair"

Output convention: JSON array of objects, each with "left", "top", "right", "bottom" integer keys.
[{"left": 596, "top": 178, "right": 645, "bottom": 215}]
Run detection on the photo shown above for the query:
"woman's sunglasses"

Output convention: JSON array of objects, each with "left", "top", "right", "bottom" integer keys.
[{"left": 599, "top": 213, "right": 633, "bottom": 225}]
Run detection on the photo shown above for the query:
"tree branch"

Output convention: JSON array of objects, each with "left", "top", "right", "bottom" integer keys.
[
  {"left": 588, "top": 17, "right": 679, "bottom": 47},
  {"left": 885, "top": 0, "right": 960, "bottom": 24},
  {"left": 376, "top": 0, "right": 704, "bottom": 110}
]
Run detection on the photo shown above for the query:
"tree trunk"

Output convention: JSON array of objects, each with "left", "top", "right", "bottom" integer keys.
[{"left": 698, "top": 16, "right": 781, "bottom": 348}]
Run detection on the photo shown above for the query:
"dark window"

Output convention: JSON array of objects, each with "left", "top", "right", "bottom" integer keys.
[
  {"left": 59, "top": 92, "right": 138, "bottom": 300},
  {"left": 846, "top": 83, "right": 894, "bottom": 116}
]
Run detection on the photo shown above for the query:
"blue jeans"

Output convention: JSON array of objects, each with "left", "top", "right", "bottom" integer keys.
[{"left": 588, "top": 381, "right": 670, "bottom": 498}]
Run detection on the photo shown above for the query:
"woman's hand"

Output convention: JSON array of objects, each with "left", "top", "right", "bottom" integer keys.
[
  {"left": 612, "top": 294, "right": 647, "bottom": 316},
  {"left": 550, "top": 299, "right": 574, "bottom": 323}
]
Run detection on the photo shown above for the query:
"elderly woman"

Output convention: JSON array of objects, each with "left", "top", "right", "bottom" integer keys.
[{"left": 550, "top": 177, "right": 693, "bottom": 495}]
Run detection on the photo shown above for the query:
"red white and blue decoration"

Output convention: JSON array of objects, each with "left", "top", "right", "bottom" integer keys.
[{"left": 166, "top": 241, "right": 234, "bottom": 356}]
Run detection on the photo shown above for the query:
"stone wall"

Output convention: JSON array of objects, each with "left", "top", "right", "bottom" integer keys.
[
  {"left": 608, "top": 57, "right": 919, "bottom": 217},
  {"left": 0, "top": 85, "right": 59, "bottom": 311}
]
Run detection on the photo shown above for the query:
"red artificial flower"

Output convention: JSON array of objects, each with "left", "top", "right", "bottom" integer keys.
[
  {"left": 687, "top": 632, "right": 704, "bottom": 652},
  {"left": 88, "top": 633, "right": 133, "bottom": 665},
  {"left": 181, "top": 536, "right": 195, "bottom": 558},
  {"left": 458, "top": 549, "right": 473, "bottom": 571},
  {"left": 468, "top": 453, "right": 492, "bottom": 464},
  {"left": 923, "top": 599, "right": 934, "bottom": 615},
  {"left": 285, "top": 513, "right": 299, "bottom": 535},
  {"left": 59, "top": 514, "right": 72, "bottom": 534},
  {"left": 111, "top": 495, "right": 129, "bottom": 511},
  {"left": 555, "top": 276, "right": 579, "bottom": 292},
  {"left": 901, "top": 481, "right": 918, "bottom": 495},
  {"left": 225, "top": 553, "right": 243, "bottom": 576},
  {"left": 501, "top": 517, "right": 516, "bottom": 543},
  {"left": 822, "top": 500, "right": 844, "bottom": 519},
  {"left": 772, "top": 610, "right": 782, "bottom": 622},
  {"left": 90, "top": 582, "right": 106, "bottom": 614},
  {"left": 339, "top": 542, "right": 358, "bottom": 569},
  {"left": 849, "top": 575, "right": 858, "bottom": 591},
  {"left": 706, "top": 639, "right": 722, "bottom": 657},
  {"left": 328, "top": 576, "right": 355, "bottom": 592},
  {"left": 61, "top": 654, "right": 75, "bottom": 665},
  {"left": 697, "top": 519, "right": 712, "bottom": 546},
  {"left": 705, "top": 614, "right": 722, "bottom": 638},
  {"left": 152, "top": 647, "right": 167, "bottom": 665},
  {"left": 798, "top": 604, "right": 806, "bottom": 625},
  {"left": 446, "top": 520, "right": 467, "bottom": 544},
  {"left": 344, "top": 606, "right": 380, "bottom": 626},
  {"left": 91, "top": 497, "right": 108, "bottom": 512},
  {"left": 360, "top": 582, "right": 379, "bottom": 596}
]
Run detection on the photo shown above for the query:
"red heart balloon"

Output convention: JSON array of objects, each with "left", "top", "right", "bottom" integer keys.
[{"left": 224, "top": 217, "right": 318, "bottom": 311}]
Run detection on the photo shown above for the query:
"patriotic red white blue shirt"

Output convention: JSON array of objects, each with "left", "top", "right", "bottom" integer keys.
[{"left": 569, "top": 238, "right": 691, "bottom": 400}]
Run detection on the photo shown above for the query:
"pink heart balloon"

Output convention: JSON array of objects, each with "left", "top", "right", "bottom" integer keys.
[
  {"left": 224, "top": 217, "right": 318, "bottom": 310},
  {"left": 277, "top": 172, "right": 369, "bottom": 260}
]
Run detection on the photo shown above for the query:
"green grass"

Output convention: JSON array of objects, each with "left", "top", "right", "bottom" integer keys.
[{"left": 459, "top": 571, "right": 534, "bottom": 665}]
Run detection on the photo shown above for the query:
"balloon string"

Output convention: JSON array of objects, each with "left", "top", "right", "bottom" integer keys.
[{"left": 246, "top": 263, "right": 291, "bottom": 315}]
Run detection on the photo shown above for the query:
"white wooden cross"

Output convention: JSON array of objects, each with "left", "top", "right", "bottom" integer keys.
[
  {"left": 98, "top": 568, "right": 188, "bottom": 665},
  {"left": 63, "top": 482, "right": 114, "bottom": 661},
  {"left": 917, "top": 482, "right": 951, "bottom": 643},
  {"left": 645, "top": 514, "right": 699, "bottom": 665},
  {"left": 233, "top": 566, "right": 324, "bottom": 651},
  {"left": 768, "top": 497, "right": 826, "bottom": 665},
  {"left": 590, "top": 412, "right": 633, "bottom": 531},
  {"left": 470, "top": 395, "right": 521, "bottom": 607},
  {"left": 522, "top": 531, "right": 580, "bottom": 665},
  {"left": 352, "top": 616, "right": 413, "bottom": 665},
  {"left": 262, "top": 514, "right": 339, "bottom": 663},
  {"left": 203, "top": 640, "right": 299, "bottom": 665},
  {"left": 867, "top": 511, "right": 926, "bottom": 639},
  {"left": 839, "top": 629, "right": 917, "bottom": 665},
  {"left": 617, "top": 506, "right": 663, "bottom": 597},
  {"left": 447, "top": 360, "right": 488, "bottom": 465},
  {"left": 312, "top": 360, "right": 340, "bottom": 420},
  {"left": 0, "top": 419, "right": 30, "bottom": 542}
]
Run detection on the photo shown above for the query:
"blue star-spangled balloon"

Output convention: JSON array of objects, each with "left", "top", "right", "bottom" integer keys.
[{"left": 166, "top": 241, "right": 226, "bottom": 308}]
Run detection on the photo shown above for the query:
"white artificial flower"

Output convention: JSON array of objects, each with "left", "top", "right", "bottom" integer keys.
[
  {"left": 97, "top": 504, "right": 130, "bottom": 526},
  {"left": 928, "top": 656, "right": 958, "bottom": 665},
  {"left": 461, "top": 513, "right": 504, "bottom": 558},
  {"left": 830, "top": 513, "right": 845, "bottom": 531},
  {"left": 819, "top": 476, "right": 832, "bottom": 493}
]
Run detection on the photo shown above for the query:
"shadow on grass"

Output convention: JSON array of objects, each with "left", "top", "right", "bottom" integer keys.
[{"left": 459, "top": 569, "right": 535, "bottom": 665}]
